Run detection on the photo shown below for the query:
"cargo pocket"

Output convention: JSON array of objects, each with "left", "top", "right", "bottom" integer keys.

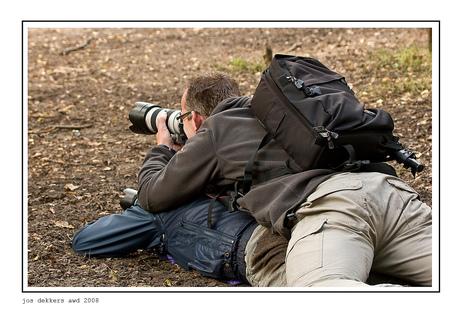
[
  {"left": 386, "top": 178, "right": 430, "bottom": 230},
  {"left": 178, "top": 220, "right": 235, "bottom": 279},
  {"left": 386, "top": 178, "right": 418, "bottom": 197},
  {"left": 286, "top": 218, "right": 327, "bottom": 283},
  {"left": 308, "top": 176, "right": 362, "bottom": 204},
  {"left": 298, "top": 176, "right": 362, "bottom": 215}
]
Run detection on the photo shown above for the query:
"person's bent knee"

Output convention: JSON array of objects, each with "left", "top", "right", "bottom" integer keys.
[{"left": 71, "top": 222, "right": 95, "bottom": 255}]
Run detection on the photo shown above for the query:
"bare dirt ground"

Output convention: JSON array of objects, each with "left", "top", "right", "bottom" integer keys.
[{"left": 26, "top": 27, "right": 432, "bottom": 288}]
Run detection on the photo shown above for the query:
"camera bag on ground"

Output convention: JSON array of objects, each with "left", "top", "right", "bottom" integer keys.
[{"left": 244, "top": 54, "right": 423, "bottom": 193}]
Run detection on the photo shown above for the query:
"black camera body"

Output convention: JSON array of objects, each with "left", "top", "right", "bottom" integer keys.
[{"left": 129, "top": 102, "right": 187, "bottom": 144}]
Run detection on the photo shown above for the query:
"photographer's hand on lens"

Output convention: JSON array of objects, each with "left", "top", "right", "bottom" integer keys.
[{"left": 156, "top": 112, "right": 184, "bottom": 152}]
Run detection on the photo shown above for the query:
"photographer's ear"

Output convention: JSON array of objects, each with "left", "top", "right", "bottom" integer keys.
[{"left": 191, "top": 111, "right": 206, "bottom": 131}]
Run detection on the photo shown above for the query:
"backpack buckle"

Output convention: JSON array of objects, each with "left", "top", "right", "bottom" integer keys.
[{"left": 342, "top": 160, "right": 370, "bottom": 171}]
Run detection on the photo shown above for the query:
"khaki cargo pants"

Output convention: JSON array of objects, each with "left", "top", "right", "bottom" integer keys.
[{"left": 246, "top": 172, "right": 432, "bottom": 287}]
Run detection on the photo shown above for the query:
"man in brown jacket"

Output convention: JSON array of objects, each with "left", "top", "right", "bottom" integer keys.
[
  {"left": 139, "top": 71, "right": 432, "bottom": 287},
  {"left": 73, "top": 71, "right": 287, "bottom": 286}
]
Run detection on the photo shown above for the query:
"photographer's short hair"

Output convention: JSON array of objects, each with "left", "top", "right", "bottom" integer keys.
[{"left": 185, "top": 71, "right": 240, "bottom": 117}]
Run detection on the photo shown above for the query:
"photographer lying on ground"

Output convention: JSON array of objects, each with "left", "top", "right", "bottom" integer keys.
[
  {"left": 73, "top": 72, "right": 287, "bottom": 286},
  {"left": 74, "top": 71, "right": 431, "bottom": 287}
]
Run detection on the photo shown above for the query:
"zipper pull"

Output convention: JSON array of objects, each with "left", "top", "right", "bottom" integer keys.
[
  {"left": 286, "top": 75, "right": 304, "bottom": 89},
  {"left": 294, "top": 78, "right": 304, "bottom": 89},
  {"left": 306, "top": 86, "right": 322, "bottom": 96},
  {"left": 314, "top": 126, "right": 338, "bottom": 149},
  {"left": 286, "top": 75, "right": 322, "bottom": 95},
  {"left": 327, "top": 131, "right": 339, "bottom": 149}
]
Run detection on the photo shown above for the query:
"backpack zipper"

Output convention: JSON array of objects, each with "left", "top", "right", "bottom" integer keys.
[
  {"left": 265, "top": 70, "right": 316, "bottom": 130},
  {"left": 266, "top": 70, "right": 339, "bottom": 148},
  {"left": 313, "top": 126, "right": 339, "bottom": 149},
  {"left": 283, "top": 74, "right": 341, "bottom": 148},
  {"left": 286, "top": 75, "right": 304, "bottom": 89},
  {"left": 286, "top": 75, "right": 322, "bottom": 96}
]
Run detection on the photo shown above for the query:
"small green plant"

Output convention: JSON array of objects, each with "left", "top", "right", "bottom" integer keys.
[
  {"left": 229, "top": 58, "right": 249, "bottom": 70},
  {"left": 367, "top": 45, "right": 432, "bottom": 95},
  {"left": 215, "top": 58, "right": 263, "bottom": 74}
]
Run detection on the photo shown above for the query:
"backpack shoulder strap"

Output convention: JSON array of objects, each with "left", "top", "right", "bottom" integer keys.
[
  {"left": 242, "top": 132, "right": 274, "bottom": 194},
  {"left": 357, "top": 162, "right": 398, "bottom": 177}
]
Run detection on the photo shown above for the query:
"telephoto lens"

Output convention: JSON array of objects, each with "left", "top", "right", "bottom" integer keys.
[{"left": 128, "top": 102, "right": 187, "bottom": 143}]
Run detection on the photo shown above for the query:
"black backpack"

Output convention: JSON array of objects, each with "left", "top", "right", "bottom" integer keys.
[{"left": 246, "top": 54, "right": 424, "bottom": 186}]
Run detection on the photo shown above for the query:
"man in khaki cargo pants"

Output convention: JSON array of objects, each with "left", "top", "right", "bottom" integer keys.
[
  {"left": 289, "top": 172, "right": 431, "bottom": 286},
  {"left": 135, "top": 71, "right": 432, "bottom": 287}
]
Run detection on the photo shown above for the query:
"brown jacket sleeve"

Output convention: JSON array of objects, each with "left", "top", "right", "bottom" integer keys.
[{"left": 137, "top": 128, "right": 219, "bottom": 212}]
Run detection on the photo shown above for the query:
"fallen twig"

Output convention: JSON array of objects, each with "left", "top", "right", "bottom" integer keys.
[
  {"left": 41, "top": 158, "right": 82, "bottom": 166},
  {"left": 28, "top": 124, "right": 93, "bottom": 134},
  {"left": 287, "top": 42, "right": 302, "bottom": 52},
  {"left": 61, "top": 37, "right": 93, "bottom": 55},
  {"left": 53, "top": 124, "right": 93, "bottom": 130}
]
